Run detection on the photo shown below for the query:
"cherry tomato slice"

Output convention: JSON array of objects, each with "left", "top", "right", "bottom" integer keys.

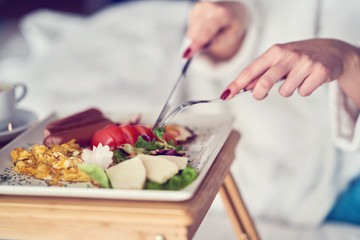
[
  {"left": 120, "top": 125, "right": 141, "bottom": 145},
  {"left": 91, "top": 124, "right": 177, "bottom": 149},
  {"left": 103, "top": 125, "right": 127, "bottom": 147},
  {"left": 135, "top": 125, "right": 156, "bottom": 140},
  {"left": 163, "top": 133, "right": 177, "bottom": 146},
  {"left": 91, "top": 129, "right": 116, "bottom": 149}
]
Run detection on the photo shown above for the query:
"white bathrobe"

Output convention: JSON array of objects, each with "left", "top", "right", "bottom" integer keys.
[{"left": 186, "top": 0, "right": 360, "bottom": 226}]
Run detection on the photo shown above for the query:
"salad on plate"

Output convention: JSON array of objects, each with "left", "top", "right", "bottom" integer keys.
[{"left": 10, "top": 108, "right": 197, "bottom": 191}]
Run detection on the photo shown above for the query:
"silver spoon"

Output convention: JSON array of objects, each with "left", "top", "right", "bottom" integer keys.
[{"left": 159, "top": 89, "right": 250, "bottom": 128}]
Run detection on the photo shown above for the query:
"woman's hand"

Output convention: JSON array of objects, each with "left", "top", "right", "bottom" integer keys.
[
  {"left": 183, "top": 1, "right": 251, "bottom": 62},
  {"left": 220, "top": 38, "right": 360, "bottom": 108}
]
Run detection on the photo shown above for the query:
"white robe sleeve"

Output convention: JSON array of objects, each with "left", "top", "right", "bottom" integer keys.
[
  {"left": 329, "top": 81, "right": 360, "bottom": 151},
  {"left": 319, "top": 0, "right": 360, "bottom": 151}
]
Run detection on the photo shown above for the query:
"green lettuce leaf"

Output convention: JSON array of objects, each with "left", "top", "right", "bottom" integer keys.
[
  {"left": 144, "top": 181, "right": 164, "bottom": 190},
  {"left": 153, "top": 128, "right": 165, "bottom": 140},
  {"left": 145, "top": 165, "right": 198, "bottom": 191},
  {"left": 134, "top": 136, "right": 158, "bottom": 150},
  {"left": 112, "top": 149, "right": 128, "bottom": 164}
]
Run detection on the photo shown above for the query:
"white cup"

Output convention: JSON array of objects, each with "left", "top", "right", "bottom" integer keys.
[{"left": 0, "top": 82, "right": 27, "bottom": 131}]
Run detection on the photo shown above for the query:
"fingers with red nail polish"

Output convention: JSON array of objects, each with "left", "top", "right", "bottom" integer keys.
[
  {"left": 220, "top": 89, "right": 231, "bottom": 100},
  {"left": 182, "top": 42, "right": 203, "bottom": 59},
  {"left": 183, "top": 47, "right": 192, "bottom": 58}
]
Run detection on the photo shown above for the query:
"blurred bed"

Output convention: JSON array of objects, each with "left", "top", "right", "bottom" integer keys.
[{"left": 0, "top": 1, "right": 359, "bottom": 239}]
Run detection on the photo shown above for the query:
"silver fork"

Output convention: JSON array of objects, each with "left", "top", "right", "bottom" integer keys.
[{"left": 158, "top": 89, "right": 250, "bottom": 128}]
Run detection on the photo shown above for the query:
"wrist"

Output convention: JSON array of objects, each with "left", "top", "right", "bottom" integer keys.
[{"left": 337, "top": 43, "right": 360, "bottom": 109}]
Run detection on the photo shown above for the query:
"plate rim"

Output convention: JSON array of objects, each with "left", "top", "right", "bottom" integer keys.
[{"left": 0, "top": 110, "right": 234, "bottom": 201}]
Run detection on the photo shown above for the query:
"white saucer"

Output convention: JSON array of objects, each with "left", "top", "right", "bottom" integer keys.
[{"left": 0, "top": 109, "right": 38, "bottom": 143}]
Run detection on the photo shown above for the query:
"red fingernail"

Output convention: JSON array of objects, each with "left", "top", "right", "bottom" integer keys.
[
  {"left": 183, "top": 47, "right": 191, "bottom": 58},
  {"left": 220, "top": 89, "right": 231, "bottom": 100}
]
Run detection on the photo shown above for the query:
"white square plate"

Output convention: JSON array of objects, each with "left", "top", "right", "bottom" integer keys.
[{"left": 0, "top": 111, "right": 234, "bottom": 201}]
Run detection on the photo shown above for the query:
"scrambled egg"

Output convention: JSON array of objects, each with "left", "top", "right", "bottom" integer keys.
[{"left": 11, "top": 140, "right": 90, "bottom": 185}]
